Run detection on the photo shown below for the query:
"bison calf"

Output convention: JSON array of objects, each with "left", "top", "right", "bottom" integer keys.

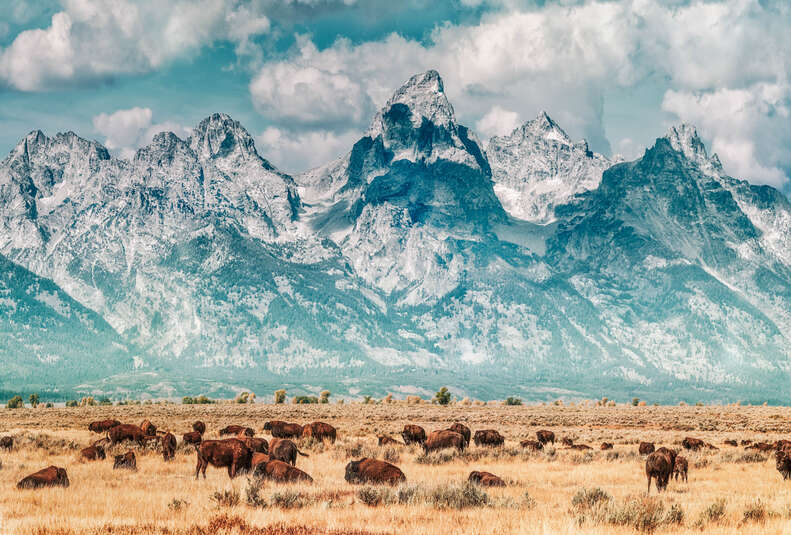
[
  {"left": 183, "top": 431, "right": 203, "bottom": 446},
  {"left": 600, "top": 442, "right": 614, "bottom": 450},
  {"left": 673, "top": 455, "right": 688, "bottom": 483},
  {"left": 17, "top": 466, "right": 69, "bottom": 489},
  {"left": 520, "top": 439, "right": 543, "bottom": 451},
  {"left": 80, "top": 441, "right": 106, "bottom": 461},
  {"left": 345, "top": 458, "right": 406, "bottom": 485},
  {"left": 378, "top": 436, "right": 403, "bottom": 446},
  {"left": 161, "top": 432, "right": 177, "bottom": 461},
  {"left": 468, "top": 471, "right": 505, "bottom": 487}
]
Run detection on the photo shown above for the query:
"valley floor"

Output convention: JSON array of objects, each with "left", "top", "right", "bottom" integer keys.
[{"left": 1, "top": 403, "right": 791, "bottom": 534}]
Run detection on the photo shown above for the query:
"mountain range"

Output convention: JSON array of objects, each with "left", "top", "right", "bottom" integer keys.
[{"left": 2, "top": 70, "right": 790, "bottom": 403}]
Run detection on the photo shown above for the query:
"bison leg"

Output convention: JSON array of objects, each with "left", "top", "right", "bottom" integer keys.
[{"left": 647, "top": 474, "right": 652, "bottom": 494}]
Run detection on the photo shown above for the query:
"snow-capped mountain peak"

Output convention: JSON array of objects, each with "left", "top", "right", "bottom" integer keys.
[
  {"left": 663, "top": 123, "right": 723, "bottom": 176},
  {"left": 372, "top": 70, "right": 455, "bottom": 133}
]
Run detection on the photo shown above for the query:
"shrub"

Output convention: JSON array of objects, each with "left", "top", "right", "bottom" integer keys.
[
  {"left": 6, "top": 396, "right": 23, "bottom": 409},
  {"left": 294, "top": 396, "right": 318, "bottom": 404},
  {"left": 235, "top": 392, "right": 250, "bottom": 404},
  {"left": 698, "top": 499, "right": 726, "bottom": 526},
  {"left": 572, "top": 487, "right": 611, "bottom": 509},
  {"left": 97, "top": 396, "right": 112, "bottom": 406},
  {"left": 65, "top": 400, "right": 78, "bottom": 407},
  {"left": 274, "top": 389, "right": 286, "bottom": 404},
  {"left": 319, "top": 390, "right": 331, "bottom": 403},
  {"left": 45, "top": 402, "right": 53, "bottom": 408},
  {"left": 183, "top": 395, "right": 214, "bottom": 405},
  {"left": 736, "top": 452, "right": 767, "bottom": 463},
  {"left": 357, "top": 486, "right": 394, "bottom": 507},
  {"left": 425, "top": 483, "right": 488, "bottom": 509},
  {"left": 210, "top": 489, "right": 240, "bottom": 508},
  {"left": 270, "top": 490, "right": 313, "bottom": 509},
  {"left": 80, "top": 397, "right": 96, "bottom": 406},
  {"left": 362, "top": 395, "right": 374, "bottom": 404},
  {"left": 29, "top": 393, "right": 39, "bottom": 408},
  {"left": 382, "top": 447, "right": 400, "bottom": 464},
  {"left": 434, "top": 387, "right": 451, "bottom": 406},
  {"left": 168, "top": 498, "right": 189, "bottom": 512},
  {"left": 632, "top": 398, "right": 640, "bottom": 406},
  {"left": 505, "top": 396, "right": 522, "bottom": 406},
  {"left": 244, "top": 481, "right": 267, "bottom": 508},
  {"left": 742, "top": 500, "right": 767, "bottom": 523}
]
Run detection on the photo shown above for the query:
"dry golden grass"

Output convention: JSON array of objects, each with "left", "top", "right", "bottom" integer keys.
[{"left": 1, "top": 403, "right": 791, "bottom": 534}]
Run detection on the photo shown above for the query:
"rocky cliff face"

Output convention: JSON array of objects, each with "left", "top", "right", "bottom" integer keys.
[{"left": 2, "top": 72, "right": 791, "bottom": 401}]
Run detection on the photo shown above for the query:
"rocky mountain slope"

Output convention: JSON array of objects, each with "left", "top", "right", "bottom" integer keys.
[{"left": 1, "top": 71, "right": 790, "bottom": 402}]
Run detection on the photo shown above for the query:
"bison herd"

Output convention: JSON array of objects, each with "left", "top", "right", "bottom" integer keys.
[{"left": 5, "top": 418, "right": 791, "bottom": 497}]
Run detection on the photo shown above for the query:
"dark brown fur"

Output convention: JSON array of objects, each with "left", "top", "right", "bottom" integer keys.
[
  {"left": 254, "top": 459, "right": 313, "bottom": 483},
  {"left": 80, "top": 441, "right": 106, "bottom": 461},
  {"left": 269, "top": 438, "right": 309, "bottom": 466},
  {"left": 0, "top": 436, "right": 13, "bottom": 450},
  {"left": 776, "top": 448, "right": 791, "bottom": 480},
  {"left": 673, "top": 455, "right": 688, "bottom": 482},
  {"left": 682, "top": 437, "right": 705, "bottom": 451},
  {"left": 263, "top": 421, "right": 302, "bottom": 439},
  {"left": 17, "top": 466, "right": 69, "bottom": 489},
  {"left": 561, "top": 437, "right": 574, "bottom": 447},
  {"left": 140, "top": 419, "right": 157, "bottom": 437},
  {"left": 536, "top": 430, "right": 555, "bottom": 444},
  {"left": 423, "top": 430, "right": 466, "bottom": 453},
  {"left": 301, "top": 422, "right": 337, "bottom": 443},
  {"left": 378, "top": 436, "right": 403, "bottom": 446},
  {"left": 220, "top": 425, "right": 254, "bottom": 437},
  {"left": 107, "top": 424, "right": 147, "bottom": 446},
  {"left": 468, "top": 471, "right": 505, "bottom": 487},
  {"left": 183, "top": 431, "right": 203, "bottom": 446},
  {"left": 113, "top": 451, "right": 137, "bottom": 470},
  {"left": 161, "top": 432, "right": 177, "bottom": 461},
  {"left": 724, "top": 439, "right": 738, "bottom": 447},
  {"left": 639, "top": 442, "right": 655, "bottom": 455},
  {"left": 192, "top": 421, "right": 206, "bottom": 435},
  {"left": 88, "top": 420, "right": 120, "bottom": 433},
  {"left": 401, "top": 424, "right": 427, "bottom": 445},
  {"left": 195, "top": 439, "right": 252, "bottom": 479},
  {"left": 242, "top": 436, "right": 269, "bottom": 454},
  {"left": 646, "top": 447, "right": 677, "bottom": 493},
  {"left": 600, "top": 442, "right": 614, "bottom": 450},
  {"left": 520, "top": 439, "right": 543, "bottom": 451},
  {"left": 345, "top": 458, "right": 405, "bottom": 485},
  {"left": 474, "top": 429, "right": 505, "bottom": 447},
  {"left": 447, "top": 423, "right": 471, "bottom": 446}
]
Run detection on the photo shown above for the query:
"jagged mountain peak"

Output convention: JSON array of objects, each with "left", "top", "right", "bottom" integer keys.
[
  {"left": 189, "top": 112, "right": 274, "bottom": 170},
  {"left": 383, "top": 70, "right": 454, "bottom": 128},
  {"left": 661, "top": 123, "right": 723, "bottom": 176}
]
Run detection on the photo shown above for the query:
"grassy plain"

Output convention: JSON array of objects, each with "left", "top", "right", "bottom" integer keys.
[{"left": 1, "top": 403, "right": 790, "bottom": 534}]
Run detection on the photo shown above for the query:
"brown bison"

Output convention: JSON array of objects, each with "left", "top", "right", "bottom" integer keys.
[
  {"left": 673, "top": 455, "right": 688, "bottom": 483},
  {"left": 561, "top": 437, "right": 574, "bottom": 447},
  {"left": 88, "top": 420, "right": 120, "bottom": 433},
  {"left": 474, "top": 429, "right": 505, "bottom": 447},
  {"left": 263, "top": 421, "right": 302, "bottom": 439},
  {"left": 401, "top": 424, "right": 427, "bottom": 445},
  {"left": 682, "top": 437, "right": 705, "bottom": 451},
  {"left": 242, "top": 436, "right": 269, "bottom": 454},
  {"left": 253, "top": 459, "right": 314, "bottom": 483},
  {"left": 448, "top": 423, "right": 471, "bottom": 446},
  {"left": 0, "top": 436, "right": 13, "bottom": 450},
  {"left": 183, "top": 431, "right": 203, "bottom": 446},
  {"left": 741, "top": 439, "right": 753, "bottom": 446},
  {"left": 646, "top": 447, "right": 677, "bottom": 493},
  {"left": 570, "top": 444, "right": 593, "bottom": 450},
  {"left": 113, "top": 451, "right": 137, "bottom": 470},
  {"left": 600, "top": 442, "right": 614, "bottom": 450},
  {"left": 520, "top": 439, "right": 543, "bottom": 451},
  {"left": 639, "top": 442, "right": 655, "bottom": 455},
  {"left": 251, "top": 452, "right": 271, "bottom": 469},
  {"left": 747, "top": 442, "right": 774, "bottom": 452},
  {"left": 301, "top": 422, "right": 337, "bottom": 443},
  {"left": 776, "top": 448, "right": 791, "bottom": 480},
  {"left": 345, "top": 458, "right": 406, "bottom": 485},
  {"left": 140, "top": 420, "right": 157, "bottom": 437},
  {"left": 108, "top": 424, "right": 147, "bottom": 446},
  {"left": 468, "top": 471, "right": 505, "bottom": 487},
  {"left": 17, "top": 466, "right": 69, "bottom": 489},
  {"left": 192, "top": 421, "right": 206, "bottom": 435},
  {"left": 220, "top": 425, "right": 254, "bottom": 437},
  {"left": 423, "top": 430, "right": 466, "bottom": 453},
  {"left": 268, "top": 438, "right": 309, "bottom": 466},
  {"left": 378, "top": 436, "right": 403, "bottom": 446},
  {"left": 536, "top": 430, "right": 555, "bottom": 444},
  {"left": 724, "top": 439, "right": 738, "bottom": 447},
  {"left": 161, "top": 432, "right": 177, "bottom": 461},
  {"left": 195, "top": 439, "right": 252, "bottom": 479},
  {"left": 775, "top": 439, "right": 791, "bottom": 451},
  {"left": 80, "top": 440, "right": 107, "bottom": 461}
]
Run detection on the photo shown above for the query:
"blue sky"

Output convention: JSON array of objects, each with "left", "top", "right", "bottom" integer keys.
[{"left": 1, "top": 0, "right": 789, "bottom": 194}]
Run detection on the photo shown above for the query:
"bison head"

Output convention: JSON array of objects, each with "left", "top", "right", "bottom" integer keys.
[
  {"left": 56, "top": 468, "right": 70, "bottom": 487},
  {"left": 263, "top": 422, "right": 272, "bottom": 430},
  {"left": 344, "top": 460, "right": 362, "bottom": 483}
]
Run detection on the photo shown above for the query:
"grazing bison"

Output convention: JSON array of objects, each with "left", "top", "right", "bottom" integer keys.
[
  {"left": 474, "top": 429, "right": 505, "bottom": 447},
  {"left": 242, "top": 437, "right": 269, "bottom": 454},
  {"left": 600, "top": 442, "right": 614, "bottom": 450},
  {"left": 423, "top": 430, "right": 466, "bottom": 453},
  {"left": 140, "top": 420, "right": 157, "bottom": 437},
  {"left": 80, "top": 440, "right": 107, "bottom": 461},
  {"left": 108, "top": 424, "right": 147, "bottom": 446},
  {"left": 448, "top": 423, "right": 471, "bottom": 447},
  {"left": 183, "top": 431, "right": 203, "bottom": 446},
  {"left": 747, "top": 442, "right": 774, "bottom": 452},
  {"left": 570, "top": 444, "right": 593, "bottom": 450},
  {"left": 673, "top": 455, "right": 688, "bottom": 483},
  {"left": 195, "top": 439, "right": 252, "bottom": 479},
  {"left": 520, "top": 439, "right": 543, "bottom": 451},
  {"left": 776, "top": 448, "right": 791, "bottom": 480},
  {"left": 724, "top": 439, "right": 738, "bottom": 447},
  {"left": 17, "top": 466, "right": 69, "bottom": 489},
  {"left": 253, "top": 460, "right": 313, "bottom": 483},
  {"left": 468, "top": 471, "right": 506, "bottom": 487},
  {"left": 378, "top": 436, "right": 403, "bottom": 446},
  {"left": 682, "top": 437, "right": 705, "bottom": 451},
  {"left": 192, "top": 421, "right": 206, "bottom": 435},
  {"left": 268, "top": 438, "right": 309, "bottom": 466},
  {"left": 345, "top": 458, "right": 406, "bottom": 485},
  {"left": 561, "top": 437, "right": 574, "bottom": 447},
  {"left": 113, "top": 451, "right": 137, "bottom": 471},
  {"left": 0, "top": 436, "right": 13, "bottom": 450},
  {"left": 536, "top": 430, "right": 555, "bottom": 445},
  {"left": 251, "top": 452, "right": 271, "bottom": 469},
  {"left": 401, "top": 424, "right": 427, "bottom": 445},
  {"left": 646, "top": 447, "right": 677, "bottom": 493},
  {"left": 220, "top": 425, "right": 254, "bottom": 437},
  {"left": 301, "top": 422, "right": 337, "bottom": 443},
  {"left": 88, "top": 420, "right": 120, "bottom": 433},
  {"left": 263, "top": 421, "right": 302, "bottom": 439},
  {"left": 741, "top": 439, "right": 753, "bottom": 446},
  {"left": 775, "top": 440, "right": 791, "bottom": 451},
  {"left": 161, "top": 432, "right": 177, "bottom": 461},
  {"left": 639, "top": 442, "right": 655, "bottom": 455}
]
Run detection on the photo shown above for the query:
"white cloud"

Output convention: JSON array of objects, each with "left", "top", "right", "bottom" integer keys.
[
  {"left": 93, "top": 107, "right": 191, "bottom": 159},
  {"left": 257, "top": 126, "right": 361, "bottom": 173},
  {"left": 0, "top": 0, "right": 271, "bottom": 91},
  {"left": 476, "top": 106, "right": 520, "bottom": 138}
]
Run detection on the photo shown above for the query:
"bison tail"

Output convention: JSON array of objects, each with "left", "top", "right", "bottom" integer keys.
[{"left": 296, "top": 448, "right": 309, "bottom": 457}]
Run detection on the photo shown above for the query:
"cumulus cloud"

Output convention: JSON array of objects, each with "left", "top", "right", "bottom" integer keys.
[
  {"left": 257, "top": 126, "right": 361, "bottom": 172},
  {"left": 247, "top": 0, "right": 791, "bottom": 183},
  {"left": 93, "top": 107, "right": 191, "bottom": 159},
  {"left": 476, "top": 106, "right": 521, "bottom": 138},
  {"left": 0, "top": 0, "right": 271, "bottom": 91}
]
